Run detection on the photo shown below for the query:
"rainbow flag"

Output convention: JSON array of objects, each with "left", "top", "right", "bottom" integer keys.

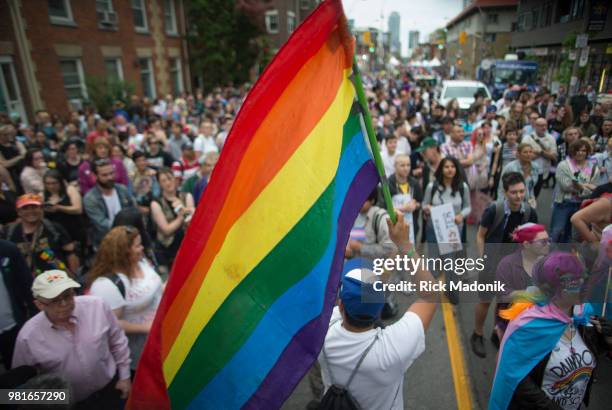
[
  {"left": 489, "top": 303, "right": 572, "bottom": 410},
  {"left": 127, "top": 1, "right": 379, "bottom": 409}
]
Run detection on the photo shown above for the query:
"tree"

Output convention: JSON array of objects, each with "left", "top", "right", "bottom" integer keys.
[
  {"left": 187, "top": 0, "right": 263, "bottom": 91},
  {"left": 85, "top": 76, "right": 134, "bottom": 118}
]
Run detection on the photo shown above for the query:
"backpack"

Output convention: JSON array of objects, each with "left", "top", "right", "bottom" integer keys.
[
  {"left": 485, "top": 201, "right": 532, "bottom": 241},
  {"left": 318, "top": 334, "right": 380, "bottom": 410},
  {"left": 371, "top": 208, "right": 389, "bottom": 239}
]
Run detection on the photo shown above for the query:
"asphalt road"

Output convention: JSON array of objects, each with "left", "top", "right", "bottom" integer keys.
[{"left": 283, "top": 187, "right": 612, "bottom": 409}]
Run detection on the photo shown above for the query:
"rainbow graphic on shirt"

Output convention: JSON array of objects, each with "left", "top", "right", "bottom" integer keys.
[{"left": 550, "top": 367, "right": 593, "bottom": 392}]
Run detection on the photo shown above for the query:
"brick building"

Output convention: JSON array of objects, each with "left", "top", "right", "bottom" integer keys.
[
  {"left": 1, "top": 0, "right": 190, "bottom": 123},
  {"left": 261, "top": 0, "right": 319, "bottom": 51}
]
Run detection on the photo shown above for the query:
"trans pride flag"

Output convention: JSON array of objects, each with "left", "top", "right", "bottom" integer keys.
[
  {"left": 127, "top": 1, "right": 379, "bottom": 409},
  {"left": 489, "top": 303, "right": 592, "bottom": 410}
]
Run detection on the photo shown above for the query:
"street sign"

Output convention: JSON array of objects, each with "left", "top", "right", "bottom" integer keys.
[
  {"left": 576, "top": 34, "right": 589, "bottom": 48},
  {"left": 579, "top": 47, "right": 589, "bottom": 67}
]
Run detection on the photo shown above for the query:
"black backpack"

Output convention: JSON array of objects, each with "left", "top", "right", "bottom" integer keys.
[
  {"left": 318, "top": 334, "right": 379, "bottom": 410},
  {"left": 485, "top": 201, "right": 533, "bottom": 241}
]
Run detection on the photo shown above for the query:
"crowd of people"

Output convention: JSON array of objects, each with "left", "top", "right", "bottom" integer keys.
[{"left": 0, "top": 68, "right": 611, "bottom": 409}]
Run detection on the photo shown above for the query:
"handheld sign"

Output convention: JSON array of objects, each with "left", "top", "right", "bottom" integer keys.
[{"left": 430, "top": 203, "right": 462, "bottom": 255}]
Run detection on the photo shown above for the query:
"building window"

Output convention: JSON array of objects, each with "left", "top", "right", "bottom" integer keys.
[
  {"left": 104, "top": 58, "right": 123, "bottom": 81},
  {"left": 48, "top": 0, "right": 74, "bottom": 24},
  {"left": 300, "top": 0, "right": 310, "bottom": 9},
  {"left": 541, "top": 2, "right": 553, "bottom": 27},
  {"left": 139, "top": 58, "right": 155, "bottom": 99},
  {"left": 164, "top": 0, "right": 178, "bottom": 35},
  {"left": 486, "top": 13, "right": 498, "bottom": 24},
  {"left": 169, "top": 58, "right": 183, "bottom": 95},
  {"left": 96, "top": 0, "right": 117, "bottom": 29},
  {"left": 484, "top": 33, "right": 497, "bottom": 42},
  {"left": 131, "top": 0, "right": 148, "bottom": 32},
  {"left": 517, "top": 13, "right": 525, "bottom": 31},
  {"left": 287, "top": 11, "right": 296, "bottom": 34},
  {"left": 59, "top": 58, "right": 87, "bottom": 102},
  {"left": 531, "top": 7, "right": 540, "bottom": 28},
  {"left": 570, "top": 0, "right": 585, "bottom": 20},
  {"left": 557, "top": 0, "right": 584, "bottom": 23},
  {"left": 265, "top": 10, "right": 279, "bottom": 34}
]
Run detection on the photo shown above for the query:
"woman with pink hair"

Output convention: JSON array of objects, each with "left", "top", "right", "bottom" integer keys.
[
  {"left": 490, "top": 252, "right": 611, "bottom": 410},
  {"left": 494, "top": 223, "right": 550, "bottom": 340}
]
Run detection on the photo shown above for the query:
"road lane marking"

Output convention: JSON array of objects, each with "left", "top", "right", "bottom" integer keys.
[{"left": 441, "top": 299, "right": 474, "bottom": 410}]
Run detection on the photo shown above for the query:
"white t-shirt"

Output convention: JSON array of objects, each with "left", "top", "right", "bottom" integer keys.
[
  {"left": 89, "top": 259, "right": 163, "bottom": 367},
  {"left": 193, "top": 134, "right": 219, "bottom": 155},
  {"left": 128, "top": 133, "right": 145, "bottom": 150},
  {"left": 102, "top": 189, "right": 121, "bottom": 222},
  {"left": 541, "top": 328, "right": 595, "bottom": 410},
  {"left": 319, "top": 307, "right": 426, "bottom": 410},
  {"left": 381, "top": 150, "right": 397, "bottom": 177}
]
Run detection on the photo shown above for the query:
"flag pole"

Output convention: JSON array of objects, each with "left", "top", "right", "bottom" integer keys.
[
  {"left": 602, "top": 266, "right": 611, "bottom": 318},
  {"left": 351, "top": 55, "right": 397, "bottom": 224}
]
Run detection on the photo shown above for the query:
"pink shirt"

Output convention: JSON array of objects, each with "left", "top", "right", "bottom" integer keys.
[{"left": 12, "top": 296, "right": 131, "bottom": 402}]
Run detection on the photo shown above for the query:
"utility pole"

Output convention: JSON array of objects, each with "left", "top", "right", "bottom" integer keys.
[{"left": 569, "top": 0, "right": 591, "bottom": 95}]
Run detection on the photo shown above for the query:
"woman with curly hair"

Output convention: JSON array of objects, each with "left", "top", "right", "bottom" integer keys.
[{"left": 87, "top": 226, "right": 163, "bottom": 371}]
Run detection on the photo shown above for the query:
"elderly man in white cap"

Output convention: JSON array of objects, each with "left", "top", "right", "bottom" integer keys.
[{"left": 12, "top": 270, "right": 131, "bottom": 409}]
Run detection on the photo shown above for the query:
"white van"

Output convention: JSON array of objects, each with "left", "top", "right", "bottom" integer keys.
[{"left": 439, "top": 80, "right": 491, "bottom": 111}]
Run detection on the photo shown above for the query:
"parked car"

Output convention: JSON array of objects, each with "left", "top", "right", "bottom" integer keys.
[{"left": 439, "top": 80, "right": 492, "bottom": 111}]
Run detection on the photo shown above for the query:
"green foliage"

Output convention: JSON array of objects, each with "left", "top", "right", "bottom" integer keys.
[
  {"left": 85, "top": 76, "right": 134, "bottom": 118},
  {"left": 553, "top": 32, "right": 579, "bottom": 87},
  {"left": 187, "top": 0, "right": 262, "bottom": 91}
]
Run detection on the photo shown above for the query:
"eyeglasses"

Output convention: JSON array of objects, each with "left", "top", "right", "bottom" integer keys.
[{"left": 37, "top": 289, "right": 75, "bottom": 307}]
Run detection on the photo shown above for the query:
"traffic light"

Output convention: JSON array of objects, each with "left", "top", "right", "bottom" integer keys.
[
  {"left": 363, "top": 31, "right": 371, "bottom": 45},
  {"left": 369, "top": 46, "right": 375, "bottom": 53}
]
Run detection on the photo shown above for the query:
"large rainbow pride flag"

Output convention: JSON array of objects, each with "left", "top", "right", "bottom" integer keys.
[{"left": 127, "top": 1, "right": 380, "bottom": 408}]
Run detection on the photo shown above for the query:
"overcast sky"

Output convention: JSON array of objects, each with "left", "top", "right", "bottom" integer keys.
[{"left": 341, "top": 0, "right": 464, "bottom": 56}]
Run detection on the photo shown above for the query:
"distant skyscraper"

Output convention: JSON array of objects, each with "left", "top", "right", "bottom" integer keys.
[
  {"left": 408, "top": 30, "right": 420, "bottom": 50},
  {"left": 388, "top": 11, "right": 401, "bottom": 54}
]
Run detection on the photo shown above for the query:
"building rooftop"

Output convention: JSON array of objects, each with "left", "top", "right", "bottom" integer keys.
[{"left": 446, "top": 0, "right": 518, "bottom": 28}]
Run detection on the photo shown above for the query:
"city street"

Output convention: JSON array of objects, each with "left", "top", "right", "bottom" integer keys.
[
  {"left": 284, "top": 186, "right": 612, "bottom": 409},
  {"left": 1, "top": 0, "right": 610, "bottom": 408}
]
